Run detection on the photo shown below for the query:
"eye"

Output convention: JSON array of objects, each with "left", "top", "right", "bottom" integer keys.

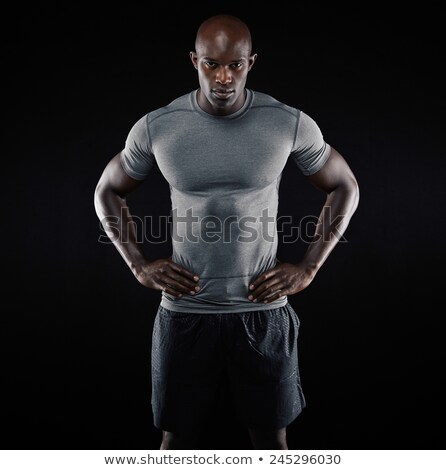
[
  {"left": 204, "top": 61, "right": 218, "bottom": 68},
  {"left": 230, "top": 62, "right": 243, "bottom": 69}
]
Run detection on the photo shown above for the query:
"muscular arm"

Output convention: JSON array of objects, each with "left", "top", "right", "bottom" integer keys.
[
  {"left": 248, "top": 147, "right": 359, "bottom": 303},
  {"left": 94, "top": 152, "right": 147, "bottom": 272},
  {"left": 94, "top": 153, "right": 200, "bottom": 297},
  {"left": 302, "top": 146, "right": 360, "bottom": 272}
]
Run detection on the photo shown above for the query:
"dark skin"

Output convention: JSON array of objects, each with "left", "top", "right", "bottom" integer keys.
[
  {"left": 95, "top": 14, "right": 359, "bottom": 450},
  {"left": 190, "top": 15, "right": 257, "bottom": 115},
  {"left": 248, "top": 148, "right": 359, "bottom": 304},
  {"left": 94, "top": 155, "right": 201, "bottom": 297}
]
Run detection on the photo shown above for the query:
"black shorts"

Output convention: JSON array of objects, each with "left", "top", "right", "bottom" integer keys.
[{"left": 151, "top": 302, "right": 306, "bottom": 432}]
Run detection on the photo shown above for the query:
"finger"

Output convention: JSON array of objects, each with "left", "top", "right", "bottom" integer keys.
[
  {"left": 254, "top": 281, "right": 286, "bottom": 302},
  {"left": 249, "top": 282, "right": 282, "bottom": 303},
  {"left": 249, "top": 269, "right": 278, "bottom": 292},
  {"left": 262, "top": 289, "right": 288, "bottom": 304},
  {"left": 169, "top": 262, "right": 200, "bottom": 282},
  {"left": 249, "top": 277, "right": 282, "bottom": 300},
  {"left": 157, "top": 281, "right": 183, "bottom": 298},
  {"left": 166, "top": 270, "right": 200, "bottom": 290},
  {"left": 161, "top": 275, "right": 201, "bottom": 295}
]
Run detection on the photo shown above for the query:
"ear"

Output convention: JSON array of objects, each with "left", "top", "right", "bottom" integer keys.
[
  {"left": 248, "top": 53, "right": 258, "bottom": 71},
  {"left": 190, "top": 51, "right": 198, "bottom": 70}
]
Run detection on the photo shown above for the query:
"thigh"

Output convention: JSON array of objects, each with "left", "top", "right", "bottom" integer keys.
[
  {"left": 227, "top": 303, "right": 306, "bottom": 429},
  {"left": 151, "top": 306, "right": 223, "bottom": 433}
]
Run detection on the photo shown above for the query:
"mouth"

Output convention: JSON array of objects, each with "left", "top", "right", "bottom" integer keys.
[{"left": 212, "top": 89, "right": 234, "bottom": 100}]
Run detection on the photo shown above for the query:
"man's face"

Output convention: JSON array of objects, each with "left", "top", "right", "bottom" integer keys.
[{"left": 190, "top": 34, "right": 257, "bottom": 116}]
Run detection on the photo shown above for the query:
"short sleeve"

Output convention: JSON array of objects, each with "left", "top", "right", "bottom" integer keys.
[
  {"left": 120, "top": 115, "right": 155, "bottom": 180},
  {"left": 290, "top": 111, "right": 331, "bottom": 176}
]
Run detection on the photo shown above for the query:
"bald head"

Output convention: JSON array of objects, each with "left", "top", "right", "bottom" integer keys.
[
  {"left": 190, "top": 14, "right": 257, "bottom": 116},
  {"left": 195, "top": 14, "right": 252, "bottom": 56}
]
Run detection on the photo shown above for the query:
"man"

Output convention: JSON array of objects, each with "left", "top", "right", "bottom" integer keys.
[{"left": 94, "top": 14, "right": 359, "bottom": 450}]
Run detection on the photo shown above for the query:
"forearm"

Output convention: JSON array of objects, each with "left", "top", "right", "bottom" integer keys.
[
  {"left": 94, "top": 188, "right": 148, "bottom": 274},
  {"left": 302, "top": 183, "right": 359, "bottom": 273}
]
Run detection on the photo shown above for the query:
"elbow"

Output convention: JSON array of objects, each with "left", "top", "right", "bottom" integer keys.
[
  {"left": 333, "top": 175, "right": 359, "bottom": 215},
  {"left": 330, "top": 174, "right": 360, "bottom": 212},
  {"left": 349, "top": 176, "right": 360, "bottom": 214},
  {"left": 94, "top": 181, "right": 107, "bottom": 218}
]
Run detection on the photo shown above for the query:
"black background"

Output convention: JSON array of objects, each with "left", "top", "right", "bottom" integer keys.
[{"left": 3, "top": 3, "right": 445, "bottom": 450}]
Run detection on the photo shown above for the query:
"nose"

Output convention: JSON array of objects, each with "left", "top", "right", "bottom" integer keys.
[{"left": 215, "top": 65, "right": 232, "bottom": 85}]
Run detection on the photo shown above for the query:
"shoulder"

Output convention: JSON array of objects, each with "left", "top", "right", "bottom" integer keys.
[
  {"left": 250, "top": 90, "right": 300, "bottom": 120},
  {"left": 146, "top": 91, "right": 195, "bottom": 125},
  {"left": 124, "top": 92, "right": 190, "bottom": 140}
]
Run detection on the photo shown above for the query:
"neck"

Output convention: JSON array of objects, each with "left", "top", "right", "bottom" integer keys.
[{"left": 197, "top": 89, "right": 247, "bottom": 116}]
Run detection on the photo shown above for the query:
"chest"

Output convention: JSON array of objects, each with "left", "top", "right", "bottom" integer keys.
[{"left": 152, "top": 119, "right": 294, "bottom": 191}]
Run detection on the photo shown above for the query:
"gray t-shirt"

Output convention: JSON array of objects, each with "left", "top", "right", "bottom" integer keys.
[{"left": 121, "top": 89, "right": 331, "bottom": 313}]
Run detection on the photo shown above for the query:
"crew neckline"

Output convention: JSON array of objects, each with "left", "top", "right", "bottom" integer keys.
[{"left": 190, "top": 88, "right": 253, "bottom": 120}]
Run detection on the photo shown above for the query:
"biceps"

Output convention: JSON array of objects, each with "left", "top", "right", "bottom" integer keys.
[
  {"left": 307, "top": 147, "right": 357, "bottom": 193},
  {"left": 96, "top": 152, "right": 143, "bottom": 197}
]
